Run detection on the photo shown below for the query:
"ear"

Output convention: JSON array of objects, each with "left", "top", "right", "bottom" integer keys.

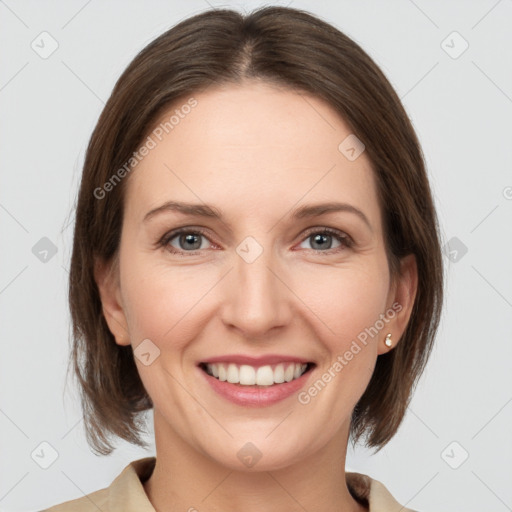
[
  {"left": 94, "top": 255, "right": 131, "bottom": 346},
  {"left": 378, "top": 253, "right": 418, "bottom": 355}
]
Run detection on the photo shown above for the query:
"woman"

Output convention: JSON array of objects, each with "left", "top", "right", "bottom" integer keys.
[{"left": 45, "top": 5, "right": 443, "bottom": 511}]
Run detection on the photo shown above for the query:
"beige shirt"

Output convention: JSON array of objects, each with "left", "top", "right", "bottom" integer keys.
[{"left": 42, "top": 457, "right": 416, "bottom": 511}]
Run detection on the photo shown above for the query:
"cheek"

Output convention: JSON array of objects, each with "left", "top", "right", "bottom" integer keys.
[
  {"left": 295, "top": 262, "right": 390, "bottom": 344},
  {"left": 119, "top": 252, "right": 214, "bottom": 347}
]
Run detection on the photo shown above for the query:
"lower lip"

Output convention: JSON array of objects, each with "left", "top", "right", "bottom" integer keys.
[{"left": 199, "top": 366, "right": 314, "bottom": 407}]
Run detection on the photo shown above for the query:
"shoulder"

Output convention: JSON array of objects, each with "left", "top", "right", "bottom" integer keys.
[
  {"left": 41, "top": 457, "right": 157, "bottom": 512},
  {"left": 42, "top": 486, "right": 109, "bottom": 512},
  {"left": 346, "top": 471, "right": 418, "bottom": 512}
]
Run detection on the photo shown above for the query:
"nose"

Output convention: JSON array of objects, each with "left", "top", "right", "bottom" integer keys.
[{"left": 220, "top": 241, "right": 292, "bottom": 339}]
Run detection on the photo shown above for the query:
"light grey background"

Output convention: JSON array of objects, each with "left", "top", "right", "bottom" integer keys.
[{"left": 1, "top": 1, "right": 511, "bottom": 511}]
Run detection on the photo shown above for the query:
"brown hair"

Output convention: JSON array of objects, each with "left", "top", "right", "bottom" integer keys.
[{"left": 67, "top": 5, "right": 443, "bottom": 455}]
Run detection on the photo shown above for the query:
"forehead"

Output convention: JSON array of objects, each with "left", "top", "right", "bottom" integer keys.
[{"left": 123, "top": 81, "right": 379, "bottom": 225}]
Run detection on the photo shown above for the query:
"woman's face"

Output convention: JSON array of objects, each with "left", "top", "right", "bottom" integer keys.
[{"left": 97, "top": 80, "right": 416, "bottom": 471}]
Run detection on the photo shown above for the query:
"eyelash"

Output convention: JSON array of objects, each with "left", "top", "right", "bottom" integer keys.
[{"left": 156, "top": 226, "right": 354, "bottom": 256}]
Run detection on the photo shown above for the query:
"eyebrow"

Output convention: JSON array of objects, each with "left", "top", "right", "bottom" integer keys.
[{"left": 143, "top": 200, "right": 372, "bottom": 230}]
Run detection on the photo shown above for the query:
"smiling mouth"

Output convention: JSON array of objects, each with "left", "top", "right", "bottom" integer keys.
[{"left": 199, "top": 362, "right": 315, "bottom": 387}]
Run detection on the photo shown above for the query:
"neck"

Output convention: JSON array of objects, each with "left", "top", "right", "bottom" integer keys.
[{"left": 143, "top": 409, "right": 367, "bottom": 512}]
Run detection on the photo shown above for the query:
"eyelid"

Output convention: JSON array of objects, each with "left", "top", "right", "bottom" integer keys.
[
  {"left": 300, "top": 226, "right": 354, "bottom": 247},
  {"left": 155, "top": 226, "right": 214, "bottom": 251},
  {"left": 157, "top": 225, "right": 354, "bottom": 254}
]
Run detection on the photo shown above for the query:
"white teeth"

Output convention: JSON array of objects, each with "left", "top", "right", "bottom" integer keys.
[
  {"left": 256, "top": 366, "right": 274, "bottom": 386},
  {"left": 274, "top": 363, "right": 285, "bottom": 384},
  {"left": 226, "top": 363, "right": 238, "bottom": 384},
  {"left": 239, "top": 365, "right": 256, "bottom": 385},
  {"left": 204, "top": 362, "right": 308, "bottom": 386}
]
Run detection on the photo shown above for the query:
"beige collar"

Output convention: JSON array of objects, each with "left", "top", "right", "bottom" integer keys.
[
  {"left": 105, "top": 457, "right": 414, "bottom": 512},
  {"left": 44, "top": 457, "right": 413, "bottom": 511}
]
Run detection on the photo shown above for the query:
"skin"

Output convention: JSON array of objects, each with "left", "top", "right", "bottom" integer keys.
[{"left": 95, "top": 80, "right": 417, "bottom": 512}]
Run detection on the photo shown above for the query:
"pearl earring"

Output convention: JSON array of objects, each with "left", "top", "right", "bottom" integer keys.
[{"left": 384, "top": 333, "right": 393, "bottom": 347}]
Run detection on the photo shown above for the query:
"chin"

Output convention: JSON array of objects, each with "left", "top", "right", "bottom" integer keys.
[{"left": 198, "top": 429, "right": 314, "bottom": 473}]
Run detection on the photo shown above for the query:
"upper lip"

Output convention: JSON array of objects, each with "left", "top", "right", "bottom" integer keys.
[{"left": 199, "top": 354, "right": 313, "bottom": 366}]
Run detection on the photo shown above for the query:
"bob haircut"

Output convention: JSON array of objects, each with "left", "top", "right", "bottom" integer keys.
[{"left": 67, "top": 5, "right": 444, "bottom": 455}]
